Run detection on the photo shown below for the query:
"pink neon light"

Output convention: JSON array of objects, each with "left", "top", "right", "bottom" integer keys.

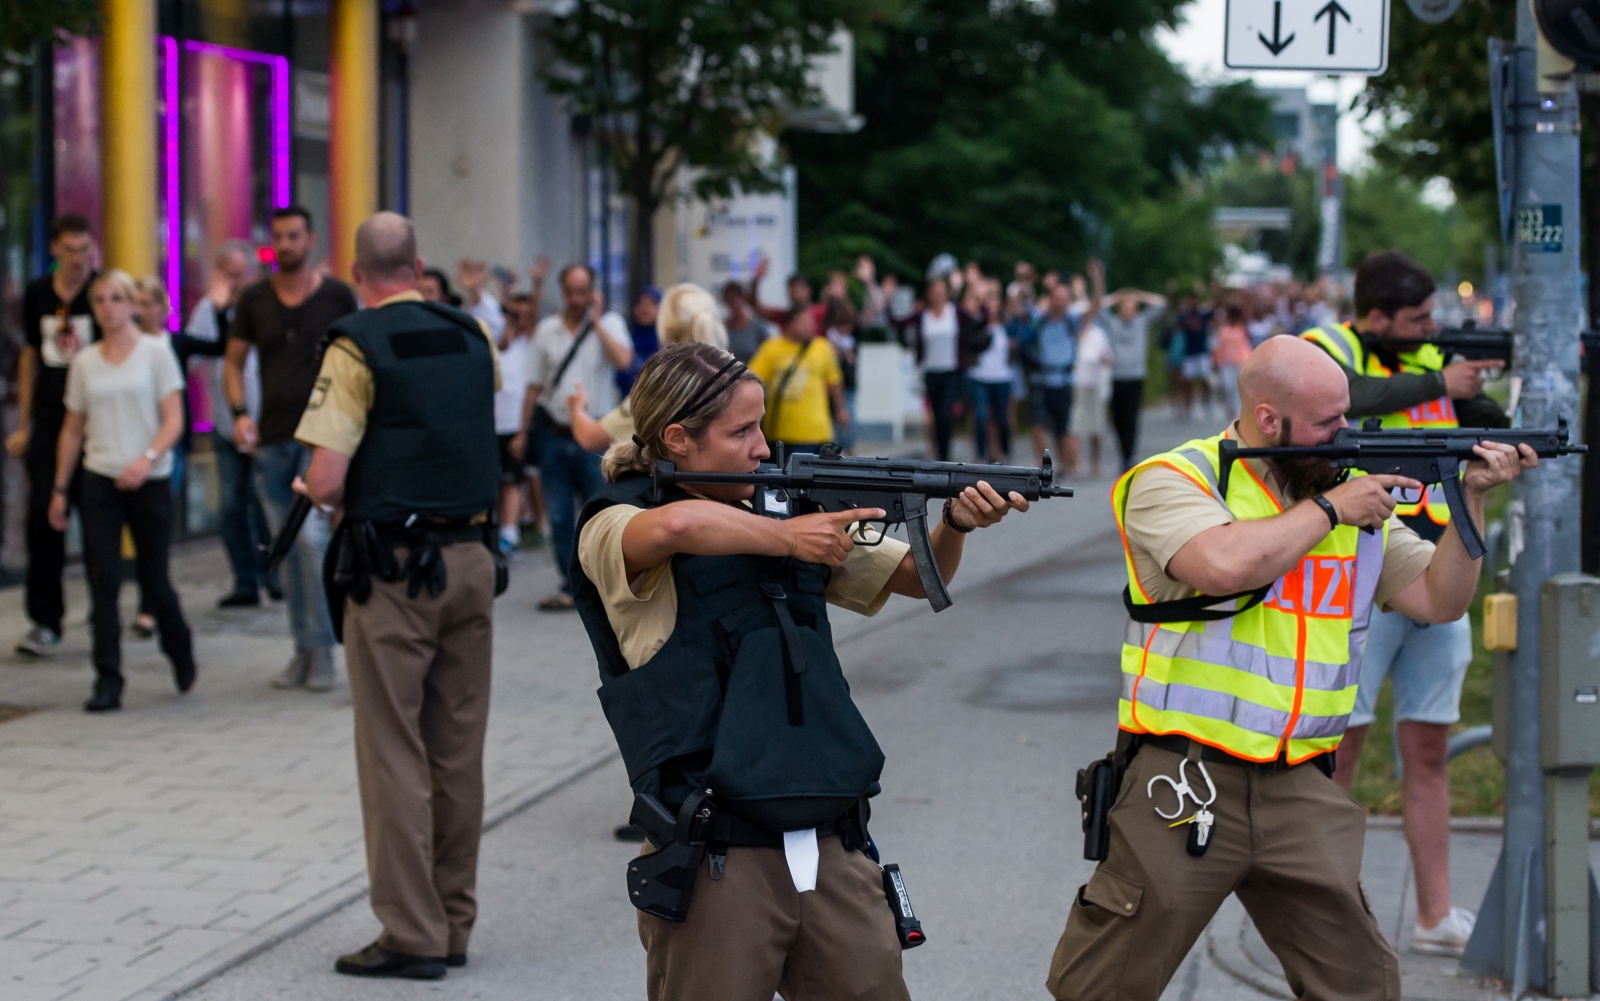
[
  {"left": 163, "top": 36, "right": 179, "bottom": 330},
  {"left": 181, "top": 40, "right": 291, "bottom": 209}
]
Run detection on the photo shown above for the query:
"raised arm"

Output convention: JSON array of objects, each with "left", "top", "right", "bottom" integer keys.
[{"left": 619, "top": 502, "right": 883, "bottom": 581}]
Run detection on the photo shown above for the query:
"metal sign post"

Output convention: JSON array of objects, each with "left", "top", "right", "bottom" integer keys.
[
  {"left": 1460, "top": 3, "right": 1586, "bottom": 994},
  {"left": 1224, "top": 0, "right": 1390, "bottom": 73}
]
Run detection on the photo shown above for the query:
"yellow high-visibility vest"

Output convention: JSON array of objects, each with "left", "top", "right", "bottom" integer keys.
[
  {"left": 1113, "top": 429, "right": 1389, "bottom": 764},
  {"left": 1301, "top": 323, "right": 1456, "bottom": 526}
]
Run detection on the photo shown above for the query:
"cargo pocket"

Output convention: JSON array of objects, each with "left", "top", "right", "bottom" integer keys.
[{"left": 1045, "top": 868, "right": 1145, "bottom": 1001}]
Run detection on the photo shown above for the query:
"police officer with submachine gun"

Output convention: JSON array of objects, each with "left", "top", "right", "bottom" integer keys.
[
  {"left": 292, "top": 212, "right": 505, "bottom": 980},
  {"left": 572, "top": 342, "right": 1061, "bottom": 1000},
  {"left": 1051, "top": 336, "right": 1571, "bottom": 1000}
]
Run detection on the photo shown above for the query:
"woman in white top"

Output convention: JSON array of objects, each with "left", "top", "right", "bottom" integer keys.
[
  {"left": 1068, "top": 318, "right": 1115, "bottom": 479},
  {"left": 909, "top": 276, "right": 963, "bottom": 460},
  {"left": 50, "top": 270, "right": 194, "bottom": 713}
]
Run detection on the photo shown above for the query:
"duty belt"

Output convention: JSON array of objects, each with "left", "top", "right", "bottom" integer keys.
[{"left": 1139, "top": 732, "right": 1335, "bottom": 778}]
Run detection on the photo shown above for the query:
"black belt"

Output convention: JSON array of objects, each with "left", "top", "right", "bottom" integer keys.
[
  {"left": 709, "top": 812, "right": 841, "bottom": 850},
  {"left": 1139, "top": 733, "right": 1334, "bottom": 777},
  {"left": 373, "top": 521, "right": 483, "bottom": 546}
]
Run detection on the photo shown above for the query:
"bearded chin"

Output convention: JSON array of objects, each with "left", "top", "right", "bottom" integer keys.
[{"left": 1273, "top": 418, "right": 1343, "bottom": 501}]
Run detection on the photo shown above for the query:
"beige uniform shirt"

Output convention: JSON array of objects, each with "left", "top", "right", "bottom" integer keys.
[
  {"left": 295, "top": 290, "right": 502, "bottom": 456},
  {"left": 1122, "top": 424, "right": 1435, "bottom": 610},
  {"left": 579, "top": 503, "right": 910, "bottom": 669}
]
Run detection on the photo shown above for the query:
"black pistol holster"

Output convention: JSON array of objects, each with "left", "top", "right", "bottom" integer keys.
[
  {"left": 626, "top": 789, "right": 716, "bottom": 922},
  {"left": 1077, "top": 731, "right": 1141, "bottom": 861}
]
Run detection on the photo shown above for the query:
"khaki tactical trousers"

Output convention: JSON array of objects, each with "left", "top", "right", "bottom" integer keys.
[
  {"left": 344, "top": 542, "right": 495, "bottom": 958},
  {"left": 1047, "top": 745, "right": 1401, "bottom": 1001},
  {"left": 638, "top": 834, "right": 911, "bottom": 1001}
]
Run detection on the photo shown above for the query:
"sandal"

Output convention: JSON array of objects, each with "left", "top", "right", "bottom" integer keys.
[{"left": 538, "top": 592, "right": 576, "bottom": 611}]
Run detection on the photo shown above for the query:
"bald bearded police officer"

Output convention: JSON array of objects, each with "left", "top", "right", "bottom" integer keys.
[
  {"left": 293, "top": 212, "right": 503, "bottom": 981},
  {"left": 574, "top": 343, "right": 1029, "bottom": 1001},
  {"left": 1046, "top": 337, "right": 1536, "bottom": 1001}
]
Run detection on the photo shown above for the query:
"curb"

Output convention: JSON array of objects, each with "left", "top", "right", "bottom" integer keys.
[
  {"left": 1365, "top": 814, "right": 1600, "bottom": 838},
  {"left": 132, "top": 744, "right": 620, "bottom": 1001}
]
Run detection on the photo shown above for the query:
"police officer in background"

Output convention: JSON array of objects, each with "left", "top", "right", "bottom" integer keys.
[
  {"left": 573, "top": 342, "right": 1028, "bottom": 1001},
  {"left": 292, "top": 212, "right": 502, "bottom": 980},
  {"left": 1046, "top": 337, "right": 1534, "bottom": 1001},
  {"left": 1301, "top": 251, "right": 1507, "bottom": 956}
]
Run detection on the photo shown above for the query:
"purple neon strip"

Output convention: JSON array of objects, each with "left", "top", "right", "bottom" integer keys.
[
  {"left": 163, "top": 36, "right": 180, "bottom": 330},
  {"left": 181, "top": 41, "right": 290, "bottom": 207}
]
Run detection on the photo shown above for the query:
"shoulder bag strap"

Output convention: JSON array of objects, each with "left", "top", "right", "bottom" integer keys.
[{"left": 762, "top": 338, "right": 815, "bottom": 439}]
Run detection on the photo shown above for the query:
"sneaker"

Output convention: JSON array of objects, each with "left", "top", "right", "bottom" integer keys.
[
  {"left": 15, "top": 626, "right": 61, "bottom": 657},
  {"left": 217, "top": 590, "right": 261, "bottom": 608},
  {"left": 1412, "top": 907, "right": 1476, "bottom": 957},
  {"left": 303, "top": 648, "right": 335, "bottom": 692},
  {"left": 498, "top": 536, "right": 516, "bottom": 558},
  {"left": 271, "top": 651, "right": 309, "bottom": 689}
]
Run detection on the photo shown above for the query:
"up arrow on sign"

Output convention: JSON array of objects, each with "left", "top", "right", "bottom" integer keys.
[{"left": 1225, "top": 0, "right": 1389, "bottom": 73}]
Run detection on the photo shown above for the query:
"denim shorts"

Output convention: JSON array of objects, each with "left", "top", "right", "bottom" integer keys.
[{"left": 1348, "top": 608, "right": 1472, "bottom": 728}]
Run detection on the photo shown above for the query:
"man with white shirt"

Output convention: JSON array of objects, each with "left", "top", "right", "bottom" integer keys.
[{"left": 512, "top": 264, "right": 633, "bottom": 609}]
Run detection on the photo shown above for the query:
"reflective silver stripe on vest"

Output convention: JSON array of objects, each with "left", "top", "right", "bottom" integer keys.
[
  {"left": 1308, "top": 327, "right": 1354, "bottom": 367},
  {"left": 1341, "top": 526, "right": 1387, "bottom": 685},
  {"left": 1291, "top": 710, "right": 1351, "bottom": 739},
  {"left": 1120, "top": 674, "right": 1293, "bottom": 736},
  {"left": 1126, "top": 618, "right": 1354, "bottom": 693},
  {"left": 1174, "top": 446, "right": 1223, "bottom": 502}
]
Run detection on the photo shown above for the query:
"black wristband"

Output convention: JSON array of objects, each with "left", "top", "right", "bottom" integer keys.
[
  {"left": 1312, "top": 494, "right": 1340, "bottom": 531},
  {"left": 942, "top": 500, "right": 975, "bottom": 534},
  {"left": 230, "top": 404, "right": 247, "bottom": 419}
]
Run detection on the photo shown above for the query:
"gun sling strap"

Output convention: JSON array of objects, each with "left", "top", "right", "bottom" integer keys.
[{"left": 1121, "top": 583, "right": 1272, "bottom": 623}]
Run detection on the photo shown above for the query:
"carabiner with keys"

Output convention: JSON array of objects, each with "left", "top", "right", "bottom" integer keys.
[{"left": 1145, "top": 759, "right": 1217, "bottom": 820}]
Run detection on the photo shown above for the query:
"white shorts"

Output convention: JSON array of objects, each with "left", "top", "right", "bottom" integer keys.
[
  {"left": 1070, "top": 385, "right": 1106, "bottom": 436},
  {"left": 1180, "top": 354, "right": 1212, "bottom": 381}
]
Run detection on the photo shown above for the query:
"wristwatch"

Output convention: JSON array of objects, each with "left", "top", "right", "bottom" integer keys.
[
  {"left": 1311, "top": 494, "right": 1340, "bottom": 530},
  {"left": 230, "top": 403, "right": 248, "bottom": 419},
  {"left": 143, "top": 449, "right": 160, "bottom": 463}
]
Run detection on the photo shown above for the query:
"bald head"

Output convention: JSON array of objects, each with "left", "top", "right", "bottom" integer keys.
[
  {"left": 354, "top": 212, "right": 418, "bottom": 285},
  {"left": 1236, "top": 336, "right": 1351, "bottom": 447}
]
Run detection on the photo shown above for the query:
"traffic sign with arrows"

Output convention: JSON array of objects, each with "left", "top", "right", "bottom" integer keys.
[{"left": 1225, "top": 0, "right": 1389, "bottom": 73}]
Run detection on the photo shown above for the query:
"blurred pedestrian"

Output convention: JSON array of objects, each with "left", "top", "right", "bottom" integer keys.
[
  {"left": 968, "top": 284, "right": 1016, "bottom": 462},
  {"left": 617, "top": 287, "right": 662, "bottom": 396},
  {"left": 722, "top": 281, "right": 770, "bottom": 364},
  {"left": 511, "top": 264, "right": 634, "bottom": 610},
  {"left": 1101, "top": 285, "right": 1167, "bottom": 472},
  {"left": 496, "top": 292, "right": 537, "bottom": 555},
  {"left": 748, "top": 306, "right": 847, "bottom": 453},
  {"left": 1021, "top": 280, "right": 1087, "bottom": 477},
  {"left": 455, "top": 259, "right": 506, "bottom": 341},
  {"left": 187, "top": 241, "right": 279, "bottom": 608},
  {"left": 1169, "top": 292, "right": 1214, "bottom": 421},
  {"left": 855, "top": 255, "right": 888, "bottom": 332},
  {"left": 1068, "top": 262, "right": 1111, "bottom": 478},
  {"left": 749, "top": 256, "right": 813, "bottom": 325},
  {"left": 13, "top": 215, "right": 100, "bottom": 656},
  {"left": 1212, "top": 303, "right": 1253, "bottom": 419},
  {"left": 822, "top": 295, "right": 859, "bottom": 451},
  {"left": 224, "top": 206, "right": 358, "bottom": 692},
  {"left": 51, "top": 270, "right": 194, "bottom": 712},
  {"left": 417, "top": 267, "right": 461, "bottom": 307},
  {"left": 908, "top": 276, "right": 964, "bottom": 461}
]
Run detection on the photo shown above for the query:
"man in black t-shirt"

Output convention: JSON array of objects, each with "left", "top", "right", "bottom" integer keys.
[
  {"left": 223, "top": 206, "right": 359, "bottom": 692},
  {"left": 8, "top": 215, "right": 99, "bottom": 656}
]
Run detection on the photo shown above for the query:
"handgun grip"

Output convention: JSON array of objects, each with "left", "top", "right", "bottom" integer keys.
[
  {"left": 902, "top": 494, "right": 952, "bottom": 613},
  {"left": 1439, "top": 464, "right": 1486, "bottom": 561}
]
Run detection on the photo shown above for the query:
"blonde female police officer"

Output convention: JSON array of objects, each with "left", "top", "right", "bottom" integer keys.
[{"left": 572, "top": 342, "right": 1027, "bottom": 1001}]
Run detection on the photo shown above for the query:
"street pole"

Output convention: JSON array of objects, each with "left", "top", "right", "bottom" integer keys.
[{"left": 1460, "top": 1, "right": 1585, "bottom": 993}]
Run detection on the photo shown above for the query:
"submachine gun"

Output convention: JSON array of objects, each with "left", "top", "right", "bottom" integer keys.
[
  {"left": 652, "top": 444, "right": 1074, "bottom": 611},
  {"left": 1216, "top": 420, "right": 1586, "bottom": 561},
  {"left": 1362, "top": 325, "right": 1514, "bottom": 366}
]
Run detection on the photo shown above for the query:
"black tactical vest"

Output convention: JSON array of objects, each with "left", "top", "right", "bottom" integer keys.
[
  {"left": 335, "top": 300, "right": 500, "bottom": 525},
  {"left": 572, "top": 473, "right": 885, "bottom": 830}
]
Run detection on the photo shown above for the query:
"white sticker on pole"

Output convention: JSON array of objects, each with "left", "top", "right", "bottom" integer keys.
[{"left": 1224, "top": 0, "right": 1390, "bottom": 74}]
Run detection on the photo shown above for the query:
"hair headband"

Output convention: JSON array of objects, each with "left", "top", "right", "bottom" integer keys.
[{"left": 666, "top": 358, "right": 745, "bottom": 429}]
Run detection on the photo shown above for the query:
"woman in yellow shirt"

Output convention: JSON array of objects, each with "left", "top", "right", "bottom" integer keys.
[{"left": 746, "top": 307, "right": 848, "bottom": 451}]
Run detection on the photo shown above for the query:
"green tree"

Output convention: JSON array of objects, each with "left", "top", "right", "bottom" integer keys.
[
  {"left": 1210, "top": 158, "right": 1323, "bottom": 280},
  {"left": 539, "top": 0, "right": 899, "bottom": 298},
  {"left": 1, "top": 0, "right": 97, "bottom": 56},
  {"left": 1343, "top": 168, "right": 1492, "bottom": 283},
  {"left": 786, "top": 0, "right": 1274, "bottom": 286}
]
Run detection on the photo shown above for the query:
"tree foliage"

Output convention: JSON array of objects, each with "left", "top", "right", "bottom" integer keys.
[
  {"left": 786, "top": 0, "right": 1275, "bottom": 290},
  {"left": 0, "top": 0, "right": 97, "bottom": 56},
  {"left": 1344, "top": 169, "right": 1493, "bottom": 282},
  {"left": 539, "top": 0, "right": 899, "bottom": 297}
]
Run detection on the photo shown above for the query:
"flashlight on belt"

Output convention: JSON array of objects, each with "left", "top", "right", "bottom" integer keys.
[{"left": 881, "top": 863, "right": 926, "bottom": 949}]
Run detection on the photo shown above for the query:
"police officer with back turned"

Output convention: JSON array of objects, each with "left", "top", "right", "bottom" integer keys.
[
  {"left": 573, "top": 342, "right": 1029, "bottom": 1001},
  {"left": 292, "top": 212, "right": 503, "bottom": 981}
]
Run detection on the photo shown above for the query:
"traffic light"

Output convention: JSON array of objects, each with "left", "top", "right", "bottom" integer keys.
[{"left": 1534, "top": 0, "right": 1600, "bottom": 70}]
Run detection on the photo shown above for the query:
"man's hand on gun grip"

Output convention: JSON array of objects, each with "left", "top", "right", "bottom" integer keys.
[
  {"left": 1321, "top": 474, "right": 1418, "bottom": 531},
  {"left": 946, "top": 481, "right": 1029, "bottom": 531},
  {"left": 1462, "top": 441, "right": 1538, "bottom": 496}
]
